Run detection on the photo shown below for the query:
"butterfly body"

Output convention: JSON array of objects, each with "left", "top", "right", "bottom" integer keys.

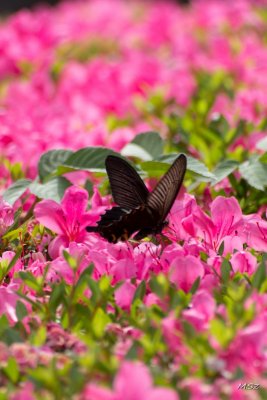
[{"left": 86, "top": 154, "right": 186, "bottom": 243}]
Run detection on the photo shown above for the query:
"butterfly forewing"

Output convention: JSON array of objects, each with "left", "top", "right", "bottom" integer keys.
[
  {"left": 105, "top": 155, "right": 149, "bottom": 209},
  {"left": 147, "top": 154, "right": 187, "bottom": 223}
]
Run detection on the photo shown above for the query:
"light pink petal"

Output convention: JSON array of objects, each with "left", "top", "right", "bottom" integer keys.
[
  {"left": 182, "top": 207, "right": 215, "bottom": 246},
  {"left": 114, "top": 362, "right": 152, "bottom": 400},
  {"left": 221, "top": 235, "right": 244, "bottom": 255},
  {"left": 110, "top": 259, "right": 137, "bottom": 282},
  {"left": 183, "top": 290, "right": 216, "bottom": 330},
  {"left": 0, "top": 286, "right": 19, "bottom": 324},
  {"left": 211, "top": 196, "right": 243, "bottom": 240},
  {"left": 170, "top": 255, "right": 204, "bottom": 292},
  {"left": 242, "top": 214, "right": 267, "bottom": 252},
  {"left": 115, "top": 281, "right": 136, "bottom": 311},
  {"left": 230, "top": 251, "right": 257, "bottom": 275},
  {"left": 48, "top": 236, "right": 69, "bottom": 259},
  {"left": 81, "top": 384, "right": 113, "bottom": 400},
  {"left": 10, "top": 381, "right": 35, "bottom": 400},
  {"left": 35, "top": 200, "right": 66, "bottom": 234},
  {"left": 47, "top": 257, "right": 74, "bottom": 285},
  {"left": 168, "top": 194, "right": 198, "bottom": 240},
  {"left": 146, "top": 388, "right": 178, "bottom": 400}
]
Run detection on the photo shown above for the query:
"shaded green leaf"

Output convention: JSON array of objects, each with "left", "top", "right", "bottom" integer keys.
[
  {"left": 127, "top": 131, "right": 164, "bottom": 159},
  {"left": 38, "top": 149, "right": 73, "bottom": 181},
  {"left": 239, "top": 157, "right": 267, "bottom": 191},
  {"left": 3, "top": 179, "right": 32, "bottom": 205},
  {"left": 60, "top": 147, "right": 121, "bottom": 172},
  {"left": 16, "top": 301, "right": 28, "bottom": 321},
  {"left": 212, "top": 160, "right": 239, "bottom": 185},
  {"left": 29, "top": 177, "right": 71, "bottom": 202},
  {"left": 133, "top": 280, "right": 146, "bottom": 302}
]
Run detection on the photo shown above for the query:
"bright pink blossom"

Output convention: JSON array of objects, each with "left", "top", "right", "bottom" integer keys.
[
  {"left": 170, "top": 255, "right": 205, "bottom": 292},
  {"left": 182, "top": 196, "right": 244, "bottom": 253},
  {"left": 82, "top": 361, "right": 178, "bottom": 400},
  {"left": 115, "top": 280, "right": 136, "bottom": 310},
  {"left": 34, "top": 186, "right": 92, "bottom": 258},
  {"left": 183, "top": 290, "right": 216, "bottom": 331},
  {"left": 0, "top": 197, "right": 14, "bottom": 235},
  {"left": 230, "top": 251, "right": 257, "bottom": 275}
]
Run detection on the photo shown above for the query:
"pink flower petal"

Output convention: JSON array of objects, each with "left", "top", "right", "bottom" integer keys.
[
  {"left": 35, "top": 200, "right": 66, "bottom": 235},
  {"left": 170, "top": 255, "right": 204, "bottom": 292}
]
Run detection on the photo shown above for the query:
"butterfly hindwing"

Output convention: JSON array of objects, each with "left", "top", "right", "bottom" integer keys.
[
  {"left": 105, "top": 155, "right": 149, "bottom": 209},
  {"left": 147, "top": 154, "right": 187, "bottom": 223}
]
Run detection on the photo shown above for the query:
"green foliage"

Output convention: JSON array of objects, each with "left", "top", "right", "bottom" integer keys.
[
  {"left": 38, "top": 149, "right": 73, "bottom": 182},
  {"left": 122, "top": 131, "right": 164, "bottom": 160},
  {"left": 3, "top": 179, "right": 32, "bottom": 205}
]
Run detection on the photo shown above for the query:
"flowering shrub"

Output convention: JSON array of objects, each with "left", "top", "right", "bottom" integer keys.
[{"left": 0, "top": 0, "right": 267, "bottom": 398}]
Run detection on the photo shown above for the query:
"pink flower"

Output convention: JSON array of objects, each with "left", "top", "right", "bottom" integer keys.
[
  {"left": 34, "top": 186, "right": 93, "bottom": 258},
  {"left": 10, "top": 381, "right": 35, "bottom": 400},
  {"left": 170, "top": 255, "right": 205, "bottom": 292},
  {"left": 182, "top": 196, "right": 244, "bottom": 254},
  {"left": 47, "top": 242, "right": 91, "bottom": 285},
  {"left": 0, "top": 251, "right": 23, "bottom": 282},
  {"left": 221, "top": 315, "right": 267, "bottom": 375},
  {"left": 0, "top": 197, "right": 14, "bottom": 235},
  {"left": 82, "top": 361, "right": 178, "bottom": 400},
  {"left": 114, "top": 361, "right": 177, "bottom": 400},
  {"left": 115, "top": 280, "right": 136, "bottom": 310},
  {"left": 183, "top": 290, "right": 216, "bottom": 331},
  {"left": 0, "top": 284, "right": 19, "bottom": 324},
  {"left": 242, "top": 213, "right": 267, "bottom": 252},
  {"left": 230, "top": 251, "right": 257, "bottom": 275}
]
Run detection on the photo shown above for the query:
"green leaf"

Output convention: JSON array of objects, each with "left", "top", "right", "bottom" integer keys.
[
  {"left": 186, "top": 156, "right": 214, "bottom": 179},
  {"left": 19, "top": 271, "right": 42, "bottom": 293},
  {"left": 210, "top": 318, "right": 233, "bottom": 347},
  {"left": 16, "top": 301, "right": 28, "bottom": 321},
  {"left": 256, "top": 137, "right": 267, "bottom": 151},
  {"left": 190, "top": 277, "right": 200, "bottom": 294},
  {"left": 5, "top": 247, "right": 22, "bottom": 277},
  {"left": 122, "top": 131, "right": 163, "bottom": 160},
  {"left": 29, "top": 177, "right": 71, "bottom": 202},
  {"left": 212, "top": 160, "right": 239, "bottom": 185},
  {"left": 133, "top": 280, "right": 146, "bottom": 302},
  {"left": 221, "top": 259, "right": 232, "bottom": 283},
  {"left": 62, "top": 250, "right": 77, "bottom": 270},
  {"left": 3, "top": 357, "right": 19, "bottom": 383},
  {"left": 218, "top": 241, "right": 225, "bottom": 256},
  {"left": 49, "top": 283, "right": 66, "bottom": 314},
  {"left": 60, "top": 147, "right": 121, "bottom": 172},
  {"left": 38, "top": 149, "right": 73, "bottom": 181},
  {"left": 92, "top": 308, "right": 111, "bottom": 338},
  {"left": 252, "top": 257, "right": 267, "bottom": 289},
  {"left": 239, "top": 157, "right": 267, "bottom": 191},
  {"left": 121, "top": 143, "right": 154, "bottom": 161},
  {"left": 141, "top": 154, "right": 214, "bottom": 180},
  {"left": 31, "top": 325, "right": 47, "bottom": 346},
  {"left": 140, "top": 161, "right": 169, "bottom": 178},
  {"left": 3, "top": 179, "right": 32, "bottom": 205}
]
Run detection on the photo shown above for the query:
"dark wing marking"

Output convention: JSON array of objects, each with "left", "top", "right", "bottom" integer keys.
[
  {"left": 105, "top": 155, "right": 149, "bottom": 209},
  {"left": 147, "top": 154, "right": 187, "bottom": 222}
]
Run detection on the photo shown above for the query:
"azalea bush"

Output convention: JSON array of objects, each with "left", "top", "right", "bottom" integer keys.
[{"left": 0, "top": 0, "right": 267, "bottom": 398}]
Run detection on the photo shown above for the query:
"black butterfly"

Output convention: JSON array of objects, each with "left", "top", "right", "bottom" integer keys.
[{"left": 86, "top": 154, "right": 187, "bottom": 243}]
